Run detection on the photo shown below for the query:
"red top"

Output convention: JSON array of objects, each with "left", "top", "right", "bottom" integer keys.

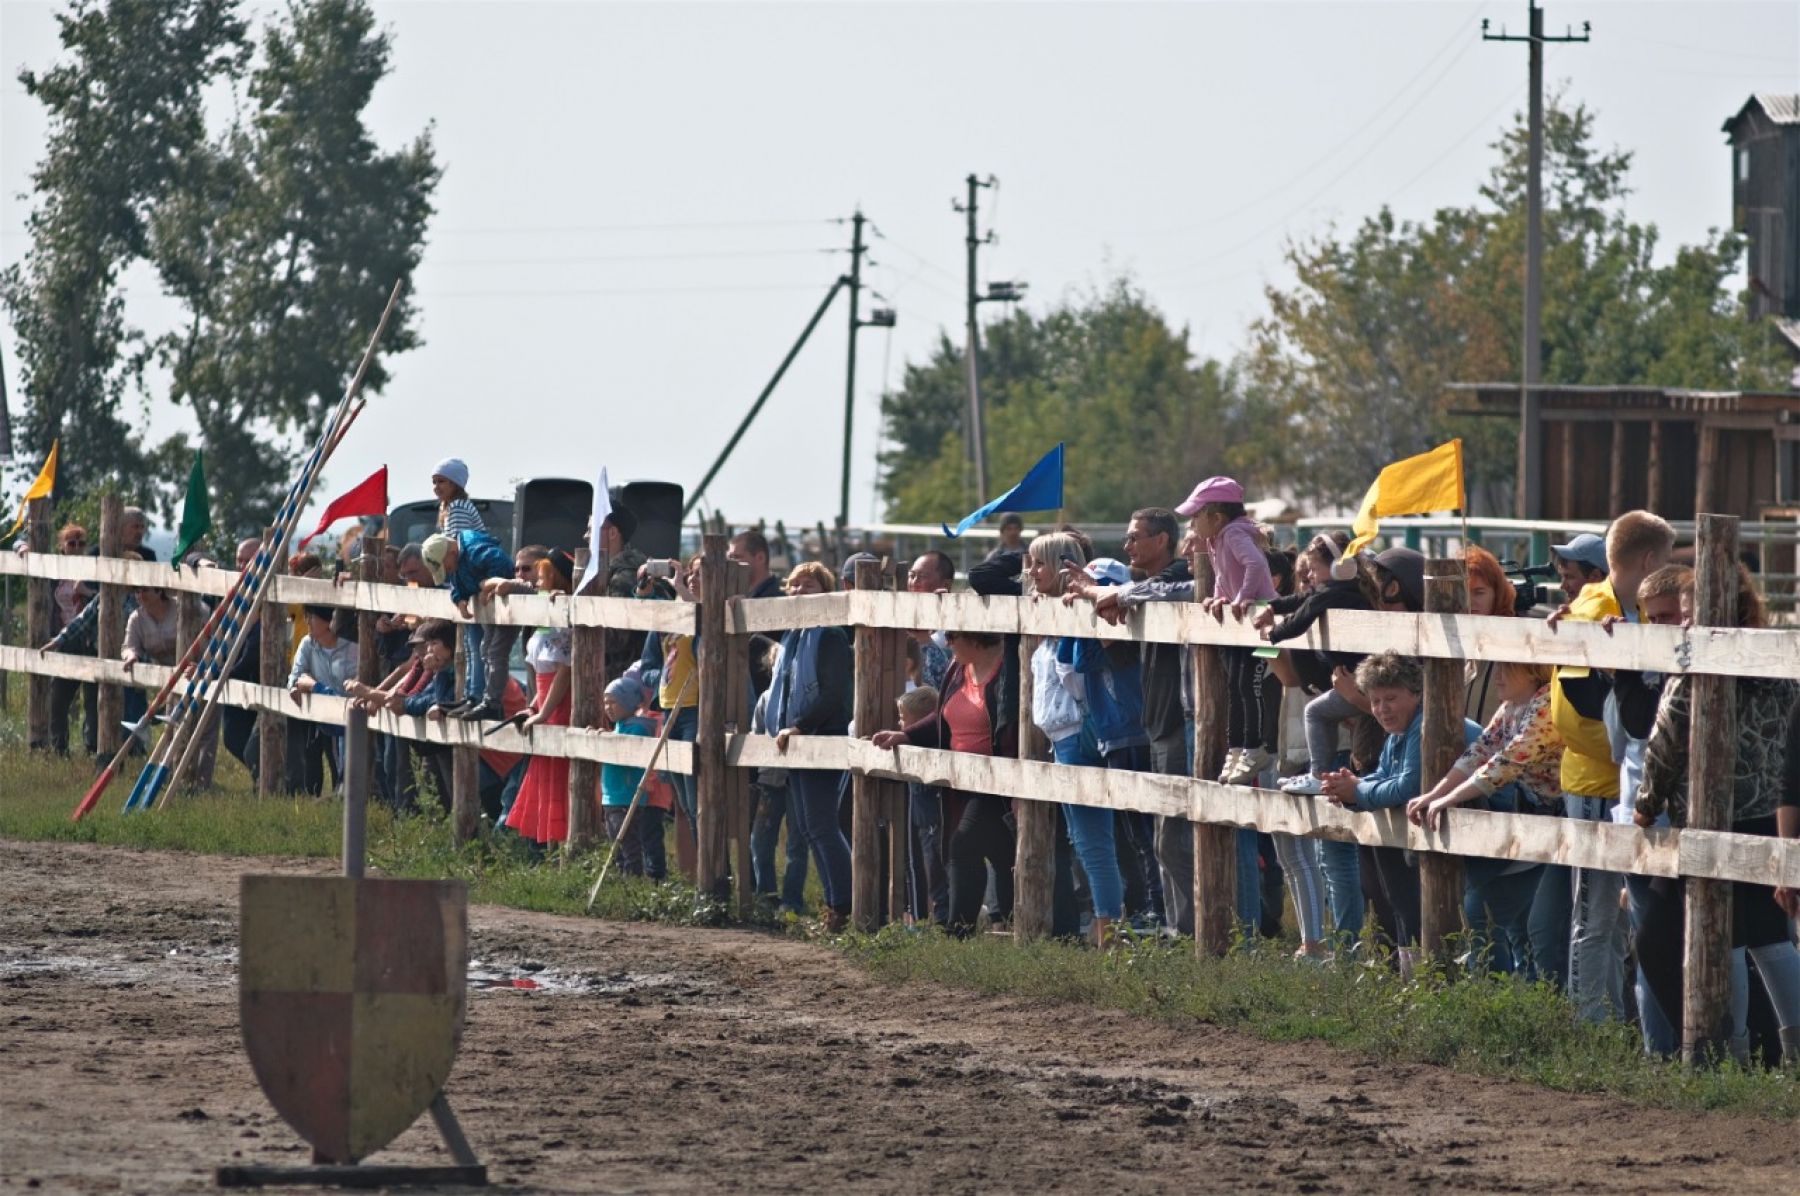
[{"left": 942, "top": 666, "right": 993, "bottom": 755}]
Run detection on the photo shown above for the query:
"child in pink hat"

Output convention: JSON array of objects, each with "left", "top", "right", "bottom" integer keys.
[{"left": 1177, "top": 476, "right": 1278, "bottom": 785}]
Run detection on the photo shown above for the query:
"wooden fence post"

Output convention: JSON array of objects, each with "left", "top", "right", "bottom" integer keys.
[
  {"left": 95, "top": 496, "right": 124, "bottom": 759},
  {"left": 24, "top": 498, "right": 51, "bottom": 750},
  {"left": 851, "top": 558, "right": 904, "bottom": 931},
  {"left": 567, "top": 621, "right": 603, "bottom": 853},
  {"left": 1190, "top": 551, "right": 1236, "bottom": 956},
  {"left": 1683, "top": 513, "right": 1738, "bottom": 1065},
  {"left": 695, "top": 533, "right": 731, "bottom": 903},
  {"left": 450, "top": 623, "right": 480, "bottom": 843},
  {"left": 723, "top": 559, "right": 753, "bottom": 918},
  {"left": 257, "top": 527, "right": 288, "bottom": 796},
  {"left": 354, "top": 537, "right": 383, "bottom": 801},
  {"left": 1013, "top": 629, "right": 1056, "bottom": 942},
  {"left": 885, "top": 563, "right": 910, "bottom": 923},
  {"left": 1419, "top": 557, "right": 1468, "bottom": 957}
]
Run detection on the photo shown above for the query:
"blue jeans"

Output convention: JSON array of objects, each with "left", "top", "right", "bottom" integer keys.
[
  {"left": 1316, "top": 839, "right": 1364, "bottom": 939},
  {"left": 462, "top": 623, "right": 485, "bottom": 703},
  {"left": 1235, "top": 828, "right": 1261, "bottom": 937},
  {"left": 751, "top": 781, "right": 810, "bottom": 910},
  {"left": 1625, "top": 873, "right": 1678, "bottom": 1056},
  {"left": 665, "top": 706, "right": 699, "bottom": 845},
  {"left": 789, "top": 768, "right": 852, "bottom": 913},
  {"left": 909, "top": 784, "right": 949, "bottom": 925},
  {"left": 1565, "top": 793, "right": 1628, "bottom": 1022},
  {"left": 1463, "top": 858, "right": 1545, "bottom": 974},
  {"left": 1055, "top": 731, "right": 1123, "bottom": 921}
]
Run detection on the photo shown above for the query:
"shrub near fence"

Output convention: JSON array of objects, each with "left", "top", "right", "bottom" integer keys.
[{"left": 4, "top": 515, "right": 1798, "bottom": 1062}]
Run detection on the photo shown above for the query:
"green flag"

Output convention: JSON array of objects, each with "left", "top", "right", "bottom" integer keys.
[{"left": 173, "top": 451, "right": 211, "bottom": 565}]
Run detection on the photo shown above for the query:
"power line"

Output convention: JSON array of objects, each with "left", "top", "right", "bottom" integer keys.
[
  {"left": 1150, "top": 31, "right": 1486, "bottom": 280},
  {"left": 430, "top": 217, "right": 843, "bottom": 236},
  {"left": 427, "top": 281, "right": 831, "bottom": 299},
  {"left": 1384, "top": 79, "right": 1529, "bottom": 204},
  {"left": 424, "top": 247, "right": 844, "bottom": 267},
  {"left": 1150, "top": 3, "right": 1491, "bottom": 237}
]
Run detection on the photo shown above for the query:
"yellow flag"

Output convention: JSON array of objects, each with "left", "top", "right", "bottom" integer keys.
[
  {"left": 4, "top": 439, "right": 59, "bottom": 542},
  {"left": 1344, "top": 439, "right": 1464, "bottom": 558}
]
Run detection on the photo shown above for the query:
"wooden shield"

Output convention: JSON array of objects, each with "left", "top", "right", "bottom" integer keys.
[{"left": 239, "top": 876, "right": 468, "bottom": 1164}]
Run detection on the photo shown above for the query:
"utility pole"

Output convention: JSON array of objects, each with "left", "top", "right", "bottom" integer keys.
[
  {"left": 955, "top": 174, "right": 997, "bottom": 504},
  {"left": 1485, "top": 2, "right": 1588, "bottom": 519},
  {"left": 838, "top": 211, "right": 867, "bottom": 532}
]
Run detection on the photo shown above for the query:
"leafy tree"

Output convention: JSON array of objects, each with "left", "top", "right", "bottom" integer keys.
[
  {"left": 0, "top": 0, "right": 248, "bottom": 497},
  {"left": 3, "top": 0, "right": 437, "bottom": 535},
  {"left": 1240, "top": 97, "right": 1788, "bottom": 512},
  {"left": 879, "top": 282, "right": 1236, "bottom": 524}
]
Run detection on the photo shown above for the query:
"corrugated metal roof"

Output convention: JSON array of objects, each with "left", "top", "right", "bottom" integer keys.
[
  {"left": 1449, "top": 383, "right": 1800, "bottom": 418},
  {"left": 1724, "top": 94, "right": 1800, "bottom": 132}
]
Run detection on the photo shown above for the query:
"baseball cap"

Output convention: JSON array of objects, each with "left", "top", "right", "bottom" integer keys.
[
  {"left": 420, "top": 534, "right": 454, "bottom": 585},
  {"left": 1174, "top": 476, "right": 1245, "bottom": 517},
  {"left": 1084, "top": 557, "right": 1133, "bottom": 586},
  {"left": 1549, "top": 532, "right": 1609, "bottom": 575},
  {"left": 409, "top": 617, "right": 455, "bottom": 648},
  {"left": 1373, "top": 546, "right": 1425, "bottom": 610}
]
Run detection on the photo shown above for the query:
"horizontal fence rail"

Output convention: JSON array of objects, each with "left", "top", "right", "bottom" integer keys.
[{"left": 4, "top": 549, "right": 1798, "bottom": 890}]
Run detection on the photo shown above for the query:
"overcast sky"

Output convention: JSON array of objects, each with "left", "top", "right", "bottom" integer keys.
[{"left": 3, "top": 1, "right": 1796, "bottom": 533}]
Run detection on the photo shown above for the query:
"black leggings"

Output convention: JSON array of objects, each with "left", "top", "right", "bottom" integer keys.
[
  {"left": 1222, "top": 647, "right": 1279, "bottom": 752},
  {"left": 946, "top": 792, "right": 1014, "bottom": 936}
]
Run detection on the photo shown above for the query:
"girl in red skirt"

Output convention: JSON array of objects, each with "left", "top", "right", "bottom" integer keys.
[{"left": 505, "top": 549, "right": 576, "bottom": 845}]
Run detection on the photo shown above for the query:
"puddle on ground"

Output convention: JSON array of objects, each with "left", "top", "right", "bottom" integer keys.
[{"left": 466, "top": 960, "right": 683, "bottom": 996}]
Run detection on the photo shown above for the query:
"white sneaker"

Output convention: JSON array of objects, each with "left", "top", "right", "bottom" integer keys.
[
  {"left": 1278, "top": 773, "right": 1327, "bottom": 796},
  {"left": 1224, "top": 746, "right": 1274, "bottom": 785},
  {"left": 1216, "top": 748, "right": 1243, "bottom": 784}
]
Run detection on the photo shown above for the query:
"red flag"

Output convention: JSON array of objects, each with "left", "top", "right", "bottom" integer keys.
[{"left": 300, "top": 465, "right": 388, "bottom": 548}]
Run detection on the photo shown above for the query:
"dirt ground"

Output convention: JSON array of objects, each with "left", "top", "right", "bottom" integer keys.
[{"left": 2, "top": 840, "right": 1796, "bottom": 1194}]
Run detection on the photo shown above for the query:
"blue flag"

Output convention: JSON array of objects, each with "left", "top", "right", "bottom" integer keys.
[{"left": 942, "top": 443, "right": 1064, "bottom": 538}]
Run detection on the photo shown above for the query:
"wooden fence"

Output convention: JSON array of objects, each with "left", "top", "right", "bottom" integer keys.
[{"left": 5, "top": 506, "right": 1798, "bottom": 1060}]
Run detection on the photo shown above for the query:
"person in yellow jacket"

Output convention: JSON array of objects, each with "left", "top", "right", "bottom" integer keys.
[{"left": 1548, "top": 510, "right": 1674, "bottom": 1023}]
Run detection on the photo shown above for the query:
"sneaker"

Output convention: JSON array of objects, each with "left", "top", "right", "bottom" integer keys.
[
  {"left": 1224, "top": 747, "right": 1274, "bottom": 785},
  {"left": 1278, "top": 773, "right": 1327, "bottom": 796},
  {"left": 1216, "top": 748, "right": 1244, "bottom": 784}
]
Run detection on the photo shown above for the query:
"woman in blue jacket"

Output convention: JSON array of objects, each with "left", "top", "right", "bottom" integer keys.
[{"left": 768, "top": 564, "right": 855, "bottom": 930}]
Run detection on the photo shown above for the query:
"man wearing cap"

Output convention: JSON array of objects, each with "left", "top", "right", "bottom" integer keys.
[
  {"left": 420, "top": 525, "right": 518, "bottom": 722},
  {"left": 1548, "top": 532, "right": 1608, "bottom": 603}
]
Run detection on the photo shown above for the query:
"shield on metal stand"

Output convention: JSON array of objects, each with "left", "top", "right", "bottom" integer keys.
[{"left": 239, "top": 875, "right": 468, "bottom": 1165}]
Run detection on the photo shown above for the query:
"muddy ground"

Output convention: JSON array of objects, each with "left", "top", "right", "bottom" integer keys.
[{"left": 1, "top": 839, "right": 1796, "bottom": 1194}]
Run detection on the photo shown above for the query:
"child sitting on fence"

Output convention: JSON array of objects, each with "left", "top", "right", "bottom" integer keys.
[
  {"left": 1177, "top": 475, "right": 1278, "bottom": 786},
  {"left": 1407, "top": 661, "right": 1566, "bottom": 978},
  {"left": 600, "top": 676, "right": 658, "bottom": 877}
]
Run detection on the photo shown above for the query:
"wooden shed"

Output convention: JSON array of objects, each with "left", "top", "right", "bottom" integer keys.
[{"left": 1452, "top": 384, "right": 1800, "bottom": 522}]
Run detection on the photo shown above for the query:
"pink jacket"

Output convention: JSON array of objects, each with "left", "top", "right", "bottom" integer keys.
[{"left": 1206, "top": 517, "right": 1276, "bottom": 603}]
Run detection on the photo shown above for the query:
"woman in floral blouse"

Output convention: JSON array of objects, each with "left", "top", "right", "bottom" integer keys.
[{"left": 1408, "top": 661, "right": 1568, "bottom": 979}]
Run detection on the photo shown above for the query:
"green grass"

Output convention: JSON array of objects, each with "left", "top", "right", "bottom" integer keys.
[
  {"left": 2, "top": 702, "right": 1795, "bottom": 1118},
  {"left": 839, "top": 925, "right": 1800, "bottom": 1118}
]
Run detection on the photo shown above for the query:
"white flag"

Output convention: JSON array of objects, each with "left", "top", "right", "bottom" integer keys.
[{"left": 576, "top": 466, "right": 612, "bottom": 595}]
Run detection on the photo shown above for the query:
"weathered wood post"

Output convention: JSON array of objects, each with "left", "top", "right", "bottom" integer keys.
[
  {"left": 1419, "top": 557, "right": 1468, "bottom": 957},
  {"left": 257, "top": 527, "right": 289, "bottom": 796},
  {"left": 885, "top": 564, "right": 910, "bottom": 923},
  {"left": 24, "top": 497, "right": 51, "bottom": 750},
  {"left": 353, "top": 537, "right": 383, "bottom": 801},
  {"left": 850, "top": 558, "right": 903, "bottom": 931},
  {"left": 95, "top": 496, "right": 125, "bottom": 759},
  {"left": 567, "top": 537, "right": 605, "bottom": 854},
  {"left": 1683, "top": 513, "right": 1738, "bottom": 1065},
  {"left": 1012, "top": 625, "right": 1056, "bottom": 942},
  {"left": 695, "top": 533, "right": 732, "bottom": 903},
  {"left": 722, "top": 557, "right": 753, "bottom": 918},
  {"left": 450, "top": 624, "right": 480, "bottom": 843},
  {"left": 1191, "top": 551, "right": 1236, "bottom": 956}
]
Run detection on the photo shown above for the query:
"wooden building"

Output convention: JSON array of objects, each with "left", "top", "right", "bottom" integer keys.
[
  {"left": 1453, "top": 384, "right": 1800, "bottom": 522},
  {"left": 1724, "top": 94, "right": 1800, "bottom": 331}
]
